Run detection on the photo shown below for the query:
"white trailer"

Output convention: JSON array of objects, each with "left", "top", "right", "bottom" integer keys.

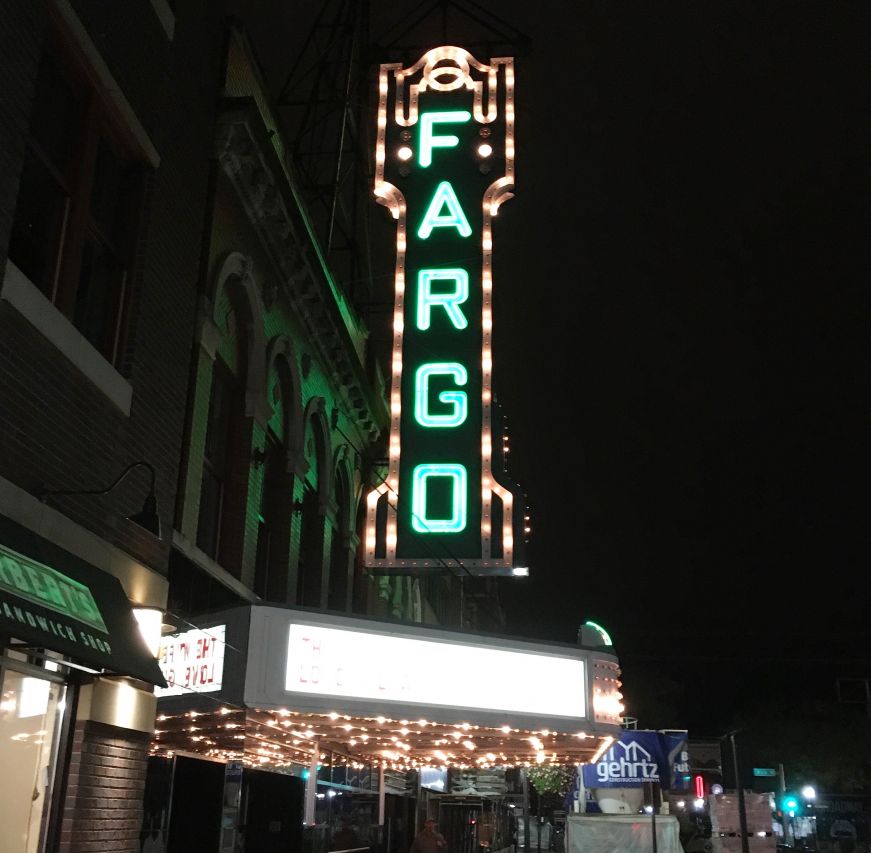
[{"left": 565, "top": 814, "right": 684, "bottom": 853}]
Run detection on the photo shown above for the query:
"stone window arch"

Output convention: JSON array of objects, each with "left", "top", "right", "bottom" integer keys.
[
  {"left": 295, "top": 399, "right": 332, "bottom": 607},
  {"left": 195, "top": 252, "right": 267, "bottom": 572},
  {"left": 327, "top": 453, "right": 355, "bottom": 612},
  {"left": 253, "top": 342, "right": 302, "bottom": 601},
  {"left": 352, "top": 486, "right": 372, "bottom": 615},
  {"left": 210, "top": 251, "right": 269, "bottom": 423}
]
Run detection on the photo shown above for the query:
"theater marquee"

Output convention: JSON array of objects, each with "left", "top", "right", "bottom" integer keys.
[
  {"left": 365, "top": 46, "right": 527, "bottom": 575},
  {"left": 285, "top": 621, "right": 586, "bottom": 718},
  {"left": 243, "top": 607, "right": 624, "bottom": 736}
]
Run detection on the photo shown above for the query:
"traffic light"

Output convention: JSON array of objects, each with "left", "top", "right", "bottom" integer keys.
[{"left": 781, "top": 793, "right": 800, "bottom": 817}]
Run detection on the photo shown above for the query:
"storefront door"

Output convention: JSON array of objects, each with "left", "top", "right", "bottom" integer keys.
[
  {"left": 240, "top": 768, "right": 304, "bottom": 853},
  {"left": 0, "top": 652, "right": 67, "bottom": 853}
]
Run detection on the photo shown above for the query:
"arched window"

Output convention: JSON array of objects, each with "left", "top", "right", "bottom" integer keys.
[
  {"left": 196, "top": 357, "right": 242, "bottom": 561},
  {"left": 327, "top": 462, "right": 352, "bottom": 612},
  {"left": 254, "top": 355, "right": 298, "bottom": 601},
  {"left": 195, "top": 254, "right": 265, "bottom": 575},
  {"left": 296, "top": 406, "right": 329, "bottom": 607}
]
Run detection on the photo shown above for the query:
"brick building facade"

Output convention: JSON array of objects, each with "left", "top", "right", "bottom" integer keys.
[
  {"left": 0, "top": 1, "right": 219, "bottom": 851},
  {"left": 0, "top": 2, "right": 512, "bottom": 850}
]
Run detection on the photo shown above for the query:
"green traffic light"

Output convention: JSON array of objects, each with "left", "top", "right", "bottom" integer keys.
[{"left": 782, "top": 794, "right": 799, "bottom": 812}]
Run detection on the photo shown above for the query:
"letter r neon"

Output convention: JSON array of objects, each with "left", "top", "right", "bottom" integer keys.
[
  {"left": 419, "top": 111, "right": 472, "bottom": 167},
  {"left": 417, "top": 269, "right": 469, "bottom": 330}
]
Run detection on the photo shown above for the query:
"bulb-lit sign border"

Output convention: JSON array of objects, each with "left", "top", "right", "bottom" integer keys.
[{"left": 365, "top": 46, "right": 522, "bottom": 574}]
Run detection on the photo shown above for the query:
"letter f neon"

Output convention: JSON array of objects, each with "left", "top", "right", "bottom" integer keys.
[{"left": 419, "top": 111, "right": 472, "bottom": 167}]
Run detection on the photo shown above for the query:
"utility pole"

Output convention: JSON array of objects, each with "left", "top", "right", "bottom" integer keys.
[
  {"left": 722, "top": 731, "right": 750, "bottom": 853},
  {"left": 779, "top": 763, "right": 794, "bottom": 847}
]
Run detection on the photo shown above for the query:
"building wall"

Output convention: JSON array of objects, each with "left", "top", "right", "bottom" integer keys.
[
  {"left": 0, "top": 0, "right": 221, "bottom": 577},
  {"left": 167, "top": 24, "right": 401, "bottom": 624},
  {"left": 58, "top": 721, "right": 151, "bottom": 853},
  {"left": 0, "top": 0, "right": 46, "bottom": 265},
  {"left": 0, "top": 2, "right": 225, "bottom": 851}
]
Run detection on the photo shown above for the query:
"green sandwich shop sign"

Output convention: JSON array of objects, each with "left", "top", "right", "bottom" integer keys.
[
  {"left": 0, "top": 533, "right": 166, "bottom": 685},
  {"left": 0, "top": 543, "right": 108, "bottom": 640}
]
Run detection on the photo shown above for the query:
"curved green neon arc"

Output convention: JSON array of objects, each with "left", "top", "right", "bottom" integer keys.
[
  {"left": 411, "top": 463, "right": 468, "bottom": 533},
  {"left": 584, "top": 620, "right": 614, "bottom": 646},
  {"left": 415, "top": 362, "right": 468, "bottom": 427}
]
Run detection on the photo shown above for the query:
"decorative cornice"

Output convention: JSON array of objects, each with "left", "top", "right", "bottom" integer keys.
[{"left": 214, "top": 98, "right": 387, "bottom": 446}]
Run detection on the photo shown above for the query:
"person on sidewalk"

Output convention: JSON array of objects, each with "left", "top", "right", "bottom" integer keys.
[{"left": 410, "top": 819, "right": 448, "bottom": 853}]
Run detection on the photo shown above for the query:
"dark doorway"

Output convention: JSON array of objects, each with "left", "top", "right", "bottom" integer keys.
[
  {"left": 438, "top": 802, "right": 481, "bottom": 853},
  {"left": 240, "top": 767, "right": 304, "bottom": 853},
  {"left": 140, "top": 756, "right": 173, "bottom": 851},
  {"left": 167, "top": 756, "right": 225, "bottom": 853},
  {"left": 385, "top": 793, "right": 417, "bottom": 853}
]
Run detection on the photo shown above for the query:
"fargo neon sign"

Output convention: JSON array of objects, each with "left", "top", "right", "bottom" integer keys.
[{"left": 365, "top": 47, "right": 526, "bottom": 575}]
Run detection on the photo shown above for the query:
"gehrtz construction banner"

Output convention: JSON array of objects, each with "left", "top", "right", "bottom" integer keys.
[{"left": 582, "top": 730, "right": 689, "bottom": 789}]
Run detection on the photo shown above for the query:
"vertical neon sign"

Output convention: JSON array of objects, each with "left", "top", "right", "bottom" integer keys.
[{"left": 365, "top": 47, "right": 526, "bottom": 575}]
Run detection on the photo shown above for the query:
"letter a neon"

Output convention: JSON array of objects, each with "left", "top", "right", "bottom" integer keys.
[
  {"left": 417, "top": 181, "right": 472, "bottom": 239},
  {"left": 417, "top": 269, "right": 469, "bottom": 330}
]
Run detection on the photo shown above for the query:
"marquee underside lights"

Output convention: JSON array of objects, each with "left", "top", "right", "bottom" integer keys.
[
  {"left": 366, "top": 45, "right": 527, "bottom": 575},
  {"left": 151, "top": 606, "right": 624, "bottom": 771},
  {"left": 150, "top": 706, "right": 616, "bottom": 773}
]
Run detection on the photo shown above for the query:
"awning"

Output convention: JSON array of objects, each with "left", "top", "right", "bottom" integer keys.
[
  {"left": 152, "top": 605, "right": 624, "bottom": 768},
  {"left": 0, "top": 514, "right": 166, "bottom": 686}
]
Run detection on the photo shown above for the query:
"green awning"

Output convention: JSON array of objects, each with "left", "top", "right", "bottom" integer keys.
[{"left": 0, "top": 515, "right": 166, "bottom": 687}]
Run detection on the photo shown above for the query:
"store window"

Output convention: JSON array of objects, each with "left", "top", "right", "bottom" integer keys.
[
  {"left": 0, "top": 652, "right": 67, "bottom": 853},
  {"left": 7, "top": 27, "right": 145, "bottom": 365},
  {"left": 254, "top": 356, "right": 298, "bottom": 602},
  {"left": 327, "top": 468, "right": 351, "bottom": 612},
  {"left": 197, "top": 360, "right": 239, "bottom": 560},
  {"left": 254, "top": 431, "right": 281, "bottom": 599}
]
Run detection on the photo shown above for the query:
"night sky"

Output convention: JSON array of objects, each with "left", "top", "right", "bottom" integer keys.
[
  {"left": 243, "top": 0, "right": 871, "bottom": 735},
  {"left": 487, "top": 0, "right": 871, "bottom": 734}
]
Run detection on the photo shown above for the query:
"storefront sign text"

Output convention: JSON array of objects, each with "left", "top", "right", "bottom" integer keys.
[
  {"left": 0, "top": 543, "right": 107, "bottom": 632},
  {"left": 156, "top": 625, "right": 226, "bottom": 697}
]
